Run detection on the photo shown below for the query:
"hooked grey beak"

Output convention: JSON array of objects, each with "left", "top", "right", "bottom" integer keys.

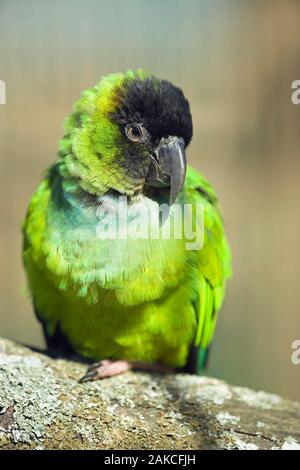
[{"left": 146, "top": 136, "right": 187, "bottom": 205}]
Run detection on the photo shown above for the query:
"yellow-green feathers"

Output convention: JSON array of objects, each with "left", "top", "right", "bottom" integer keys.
[
  {"left": 23, "top": 166, "right": 231, "bottom": 369},
  {"left": 58, "top": 70, "right": 150, "bottom": 196}
]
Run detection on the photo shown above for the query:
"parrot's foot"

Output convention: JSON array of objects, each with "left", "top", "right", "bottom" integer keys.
[
  {"left": 79, "top": 360, "right": 132, "bottom": 382},
  {"left": 79, "top": 360, "right": 174, "bottom": 382}
]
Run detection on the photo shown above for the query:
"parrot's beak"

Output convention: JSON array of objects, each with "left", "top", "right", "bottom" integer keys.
[{"left": 146, "top": 136, "right": 187, "bottom": 205}]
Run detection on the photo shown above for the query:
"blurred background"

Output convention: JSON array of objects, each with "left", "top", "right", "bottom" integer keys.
[{"left": 0, "top": 0, "right": 300, "bottom": 400}]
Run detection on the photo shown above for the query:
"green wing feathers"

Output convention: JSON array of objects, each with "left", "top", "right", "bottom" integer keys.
[{"left": 186, "top": 166, "right": 232, "bottom": 371}]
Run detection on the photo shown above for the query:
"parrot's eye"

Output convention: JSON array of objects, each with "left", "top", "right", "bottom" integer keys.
[{"left": 125, "top": 123, "right": 147, "bottom": 143}]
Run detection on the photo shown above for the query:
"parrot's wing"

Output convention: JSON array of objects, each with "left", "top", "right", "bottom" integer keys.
[{"left": 185, "top": 166, "right": 232, "bottom": 373}]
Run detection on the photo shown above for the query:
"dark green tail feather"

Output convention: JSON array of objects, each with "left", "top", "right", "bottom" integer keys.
[{"left": 198, "top": 346, "right": 211, "bottom": 372}]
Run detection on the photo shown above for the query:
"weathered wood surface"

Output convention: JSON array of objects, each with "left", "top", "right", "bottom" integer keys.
[{"left": 0, "top": 338, "right": 299, "bottom": 450}]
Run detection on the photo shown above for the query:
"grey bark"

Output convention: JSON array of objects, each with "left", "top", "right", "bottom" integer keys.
[{"left": 0, "top": 338, "right": 299, "bottom": 450}]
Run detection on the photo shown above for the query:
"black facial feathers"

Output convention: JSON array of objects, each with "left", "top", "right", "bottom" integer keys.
[{"left": 111, "top": 77, "right": 193, "bottom": 147}]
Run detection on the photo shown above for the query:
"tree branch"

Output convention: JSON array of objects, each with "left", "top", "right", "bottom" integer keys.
[{"left": 0, "top": 338, "right": 299, "bottom": 450}]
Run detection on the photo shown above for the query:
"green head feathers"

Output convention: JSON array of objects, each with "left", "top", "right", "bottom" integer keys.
[{"left": 57, "top": 70, "right": 193, "bottom": 203}]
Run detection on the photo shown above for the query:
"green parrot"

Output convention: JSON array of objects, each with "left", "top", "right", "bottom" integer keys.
[{"left": 22, "top": 70, "right": 231, "bottom": 381}]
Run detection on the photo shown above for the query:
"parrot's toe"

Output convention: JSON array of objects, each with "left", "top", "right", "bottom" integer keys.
[{"left": 79, "top": 360, "right": 132, "bottom": 382}]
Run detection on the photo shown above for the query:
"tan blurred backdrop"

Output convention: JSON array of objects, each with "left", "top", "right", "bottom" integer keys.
[{"left": 0, "top": 0, "right": 300, "bottom": 400}]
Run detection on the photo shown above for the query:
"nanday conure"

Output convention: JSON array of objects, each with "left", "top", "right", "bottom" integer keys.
[{"left": 22, "top": 70, "right": 232, "bottom": 381}]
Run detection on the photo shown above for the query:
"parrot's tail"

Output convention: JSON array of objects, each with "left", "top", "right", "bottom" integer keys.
[{"left": 178, "top": 345, "right": 211, "bottom": 375}]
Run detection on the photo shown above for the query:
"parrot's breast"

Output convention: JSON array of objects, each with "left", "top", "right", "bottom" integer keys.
[
  {"left": 45, "top": 188, "right": 191, "bottom": 306},
  {"left": 23, "top": 179, "right": 198, "bottom": 366}
]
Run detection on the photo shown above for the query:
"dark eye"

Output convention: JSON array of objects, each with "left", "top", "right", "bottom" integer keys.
[{"left": 125, "top": 123, "right": 147, "bottom": 143}]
